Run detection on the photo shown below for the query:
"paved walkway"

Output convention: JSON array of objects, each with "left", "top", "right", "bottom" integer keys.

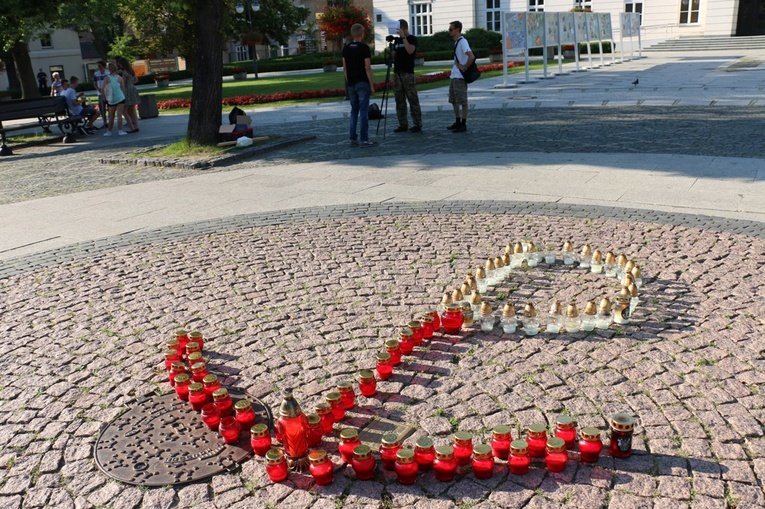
[{"left": 0, "top": 49, "right": 764, "bottom": 509}]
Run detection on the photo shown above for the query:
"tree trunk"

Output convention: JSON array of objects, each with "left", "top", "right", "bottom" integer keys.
[
  {"left": 10, "top": 40, "right": 41, "bottom": 100},
  {"left": 187, "top": 0, "right": 225, "bottom": 145}
]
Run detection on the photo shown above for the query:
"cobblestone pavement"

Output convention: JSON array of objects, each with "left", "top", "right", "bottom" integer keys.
[
  {"left": 2, "top": 204, "right": 765, "bottom": 509},
  {"left": 1, "top": 106, "right": 764, "bottom": 204}
]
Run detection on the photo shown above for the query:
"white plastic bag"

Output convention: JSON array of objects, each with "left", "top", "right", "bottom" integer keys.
[{"left": 236, "top": 136, "right": 253, "bottom": 147}]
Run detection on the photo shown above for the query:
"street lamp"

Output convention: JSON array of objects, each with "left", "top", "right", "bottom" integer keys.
[{"left": 235, "top": 0, "right": 261, "bottom": 78}]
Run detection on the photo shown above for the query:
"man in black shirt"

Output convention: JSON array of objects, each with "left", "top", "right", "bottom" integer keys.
[
  {"left": 392, "top": 20, "right": 422, "bottom": 133},
  {"left": 342, "top": 23, "right": 377, "bottom": 147}
]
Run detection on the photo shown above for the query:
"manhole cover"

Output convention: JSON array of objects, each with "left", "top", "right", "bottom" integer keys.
[{"left": 94, "top": 389, "right": 272, "bottom": 486}]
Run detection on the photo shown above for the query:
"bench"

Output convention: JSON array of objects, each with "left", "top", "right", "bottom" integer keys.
[{"left": 0, "top": 97, "right": 86, "bottom": 156}]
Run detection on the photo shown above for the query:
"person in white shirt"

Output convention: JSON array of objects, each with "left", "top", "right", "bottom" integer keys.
[
  {"left": 446, "top": 20, "right": 475, "bottom": 133},
  {"left": 60, "top": 76, "right": 99, "bottom": 135}
]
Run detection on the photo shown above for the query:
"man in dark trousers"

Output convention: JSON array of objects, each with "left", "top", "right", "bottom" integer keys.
[
  {"left": 37, "top": 69, "right": 48, "bottom": 96},
  {"left": 446, "top": 20, "right": 475, "bottom": 133},
  {"left": 392, "top": 19, "right": 422, "bottom": 133},
  {"left": 342, "top": 23, "right": 377, "bottom": 147}
]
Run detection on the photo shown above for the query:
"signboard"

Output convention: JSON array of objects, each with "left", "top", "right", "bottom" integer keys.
[
  {"left": 527, "top": 12, "right": 545, "bottom": 49},
  {"left": 560, "top": 13, "right": 576, "bottom": 45},
  {"left": 599, "top": 13, "right": 613, "bottom": 40},
  {"left": 545, "top": 12, "right": 560, "bottom": 47},
  {"left": 148, "top": 58, "right": 178, "bottom": 74},
  {"left": 574, "top": 12, "right": 589, "bottom": 42},
  {"left": 586, "top": 13, "right": 599, "bottom": 43},
  {"left": 505, "top": 12, "right": 527, "bottom": 50}
]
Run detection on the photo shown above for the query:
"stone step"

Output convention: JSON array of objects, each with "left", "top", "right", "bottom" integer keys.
[{"left": 645, "top": 35, "right": 765, "bottom": 51}]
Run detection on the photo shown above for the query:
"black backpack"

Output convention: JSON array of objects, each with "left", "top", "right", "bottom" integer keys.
[{"left": 368, "top": 102, "right": 382, "bottom": 119}]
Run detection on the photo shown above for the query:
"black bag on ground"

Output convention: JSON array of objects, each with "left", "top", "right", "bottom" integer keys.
[
  {"left": 228, "top": 106, "right": 245, "bottom": 124},
  {"left": 368, "top": 102, "right": 382, "bottom": 119}
]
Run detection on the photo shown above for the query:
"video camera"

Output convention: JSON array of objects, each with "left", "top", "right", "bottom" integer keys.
[{"left": 385, "top": 35, "right": 401, "bottom": 43}]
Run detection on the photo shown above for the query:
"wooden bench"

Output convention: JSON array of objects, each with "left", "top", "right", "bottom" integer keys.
[{"left": 0, "top": 97, "right": 86, "bottom": 156}]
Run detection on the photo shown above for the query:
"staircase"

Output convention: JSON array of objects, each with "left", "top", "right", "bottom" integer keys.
[{"left": 644, "top": 35, "right": 765, "bottom": 51}]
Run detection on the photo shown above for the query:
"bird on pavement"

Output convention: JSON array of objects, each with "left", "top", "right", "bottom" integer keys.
[{"left": 631, "top": 78, "right": 639, "bottom": 86}]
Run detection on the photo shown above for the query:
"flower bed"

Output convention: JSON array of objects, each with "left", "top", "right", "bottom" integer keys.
[{"left": 155, "top": 62, "right": 521, "bottom": 110}]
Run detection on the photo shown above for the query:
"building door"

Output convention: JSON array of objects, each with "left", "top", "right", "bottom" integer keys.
[{"left": 736, "top": 0, "right": 765, "bottom": 35}]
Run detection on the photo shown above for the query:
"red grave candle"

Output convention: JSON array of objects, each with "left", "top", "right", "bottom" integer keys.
[
  {"left": 509, "top": 440, "right": 531, "bottom": 475},
  {"left": 339, "top": 428, "right": 362, "bottom": 463},
  {"left": 200, "top": 403, "right": 221, "bottom": 431},
  {"left": 395, "top": 448, "right": 418, "bottom": 484},
  {"left": 358, "top": 369, "right": 377, "bottom": 397},
  {"left": 526, "top": 424, "right": 548, "bottom": 458},
  {"left": 164, "top": 349, "right": 181, "bottom": 371},
  {"left": 453, "top": 431, "right": 473, "bottom": 466},
  {"left": 325, "top": 391, "right": 345, "bottom": 421},
  {"left": 265, "top": 448, "right": 289, "bottom": 482},
  {"left": 168, "top": 361, "right": 186, "bottom": 386},
  {"left": 545, "top": 437, "right": 568, "bottom": 472},
  {"left": 609, "top": 413, "right": 635, "bottom": 458},
  {"left": 380, "top": 433, "right": 402, "bottom": 471},
  {"left": 175, "top": 330, "right": 190, "bottom": 352},
  {"left": 234, "top": 399, "right": 257, "bottom": 431},
  {"left": 306, "top": 414, "right": 323, "bottom": 447},
  {"left": 186, "top": 351, "right": 203, "bottom": 370},
  {"left": 219, "top": 416, "right": 241, "bottom": 444},
  {"left": 398, "top": 327, "right": 415, "bottom": 355},
  {"left": 337, "top": 381, "right": 355, "bottom": 410},
  {"left": 385, "top": 339, "right": 402, "bottom": 366},
  {"left": 376, "top": 352, "right": 393, "bottom": 380},
  {"left": 441, "top": 303, "right": 464, "bottom": 334},
  {"left": 471, "top": 444, "right": 495, "bottom": 480},
  {"left": 491, "top": 425, "right": 513, "bottom": 460},
  {"left": 202, "top": 374, "right": 221, "bottom": 397},
  {"left": 212, "top": 388, "right": 234, "bottom": 417},
  {"left": 185, "top": 341, "right": 201, "bottom": 360},
  {"left": 188, "top": 330, "right": 204, "bottom": 350},
  {"left": 420, "top": 314, "right": 435, "bottom": 339},
  {"left": 308, "top": 449, "right": 334, "bottom": 485},
  {"left": 173, "top": 373, "right": 191, "bottom": 401},
  {"left": 433, "top": 445, "right": 457, "bottom": 482},
  {"left": 250, "top": 423, "right": 271, "bottom": 456},
  {"left": 315, "top": 402, "right": 335, "bottom": 435},
  {"left": 414, "top": 436, "right": 435, "bottom": 471},
  {"left": 166, "top": 338, "right": 182, "bottom": 357},
  {"left": 430, "top": 310, "right": 441, "bottom": 332},
  {"left": 275, "top": 392, "right": 310, "bottom": 463},
  {"left": 188, "top": 382, "right": 208, "bottom": 411},
  {"left": 578, "top": 427, "right": 603, "bottom": 463},
  {"left": 190, "top": 361, "right": 209, "bottom": 383},
  {"left": 554, "top": 415, "right": 577, "bottom": 450},
  {"left": 351, "top": 445, "right": 376, "bottom": 480},
  {"left": 408, "top": 320, "right": 424, "bottom": 346}
]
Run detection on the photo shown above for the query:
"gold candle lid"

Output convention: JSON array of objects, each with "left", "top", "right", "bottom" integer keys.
[
  {"left": 251, "top": 423, "right": 269, "bottom": 437},
  {"left": 480, "top": 302, "right": 492, "bottom": 315},
  {"left": 526, "top": 423, "right": 547, "bottom": 438},
  {"left": 309, "top": 449, "right": 329, "bottom": 465},
  {"left": 420, "top": 313, "right": 434, "bottom": 325},
  {"left": 453, "top": 430, "right": 473, "bottom": 445},
  {"left": 385, "top": 339, "right": 400, "bottom": 350},
  {"left": 549, "top": 300, "right": 562, "bottom": 315},
  {"left": 513, "top": 241, "right": 523, "bottom": 254},
  {"left": 610, "top": 413, "right": 635, "bottom": 431},
  {"left": 566, "top": 302, "right": 579, "bottom": 318},
  {"left": 435, "top": 444, "right": 454, "bottom": 460},
  {"left": 441, "top": 292, "right": 453, "bottom": 306},
  {"left": 376, "top": 351, "right": 391, "bottom": 363},
  {"left": 502, "top": 303, "right": 515, "bottom": 317},
  {"left": 265, "top": 448, "right": 285, "bottom": 464},
  {"left": 528, "top": 241, "right": 537, "bottom": 253},
  {"left": 502, "top": 253, "right": 511, "bottom": 266},
  {"left": 562, "top": 240, "right": 574, "bottom": 252},
  {"left": 628, "top": 283, "right": 639, "bottom": 297},
  {"left": 510, "top": 439, "right": 528, "bottom": 455},
  {"left": 358, "top": 369, "right": 375, "bottom": 381},
  {"left": 460, "top": 282, "right": 472, "bottom": 297},
  {"left": 445, "top": 302, "right": 462, "bottom": 313},
  {"left": 315, "top": 401, "right": 332, "bottom": 414},
  {"left": 202, "top": 373, "right": 218, "bottom": 385},
  {"left": 469, "top": 291, "right": 482, "bottom": 305},
  {"left": 337, "top": 380, "right": 354, "bottom": 392},
  {"left": 546, "top": 437, "right": 566, "bottom": 454},
  {"left": 472, "top": 443, "right": 493, "bottom": 460},
  {"left": 278, "top": 390, "right": 304, "bottom": 418},
  {"left": 523, "top": 302, "right": 537, "bottom": 318},
  {"left": 340, "top": 428, "right": 359, "bottom": 441},
  {"left": 555, "top": 415, "right": 576, "bottom": 429},
  {"left": 407, "top": 320, "right": 421, "bottom": 331},
  {"left": 631, "top": 266, "right": 642, "bottom": 279},
  {"left": 174, "top": 373, "right": 190, "bottom": 385},
  {"left": 616, "top": 254, "right": 628, "bottom": 267},
  {"left": 465, "top": 273, "right": 477, "bottom": 290},
  {"left": 580, "top": 427, "right": 601, "bottom": 441},
  {"left": 621, "top": 272, "right": 635, "bottom": 288},
  {"left": 605, "top": 251, "right": 616, "bottom": 264},
  {"left": 353, "top": 444, "right": 372, "bottom": 459},
  {"left": 584, "top": 301, "right": 597, "bottom": 316},
  {"left": 505, "top": 243, "right": 513, "bottom": 255},
  {"left": 416, "top": 436, "right": 434, "bottom": 450},
  {"left": 616, "top": 288, "right": 631, "bottom": 304},
  {"left": 599, "top": 297, "right": 612, "bottom": 312},
  {"left": 452, "top": 288, "right": 463, "bottom": 302},
  {"left": 476, "top": 267, "right": 486, "bottom": 279},
  {"left": 591, "top": 249, "right": 603, "bottom": 264},
  {"left": 189, "top": 330, "right": 203, "bottom": 340},
  {"left": 485, "top": 258, "right": 496, "bottom": 271},
  {"left": 188, "top": 382, "right": 204, "bottom": 394},
  {"left": 325, "top": 391, "right": 341, "bottom": 404},
  {"left": 399, "top": 327, "right": 413, "bottom": 338},
  {"left": 306, "top": 413, "right": 321, "bottom": 427},
  {"left": 624, "top": 260, "right": 636, "bottom": 274},
  {"left": 234, "top": 399, "right": 252, "bottom": 411},
  {"left": 494, "top": 256, "right": 504, "bottom": 269},
  {"left": 212, "top": 388, "right": 230, "bottom": 400},
  {"left": 580, "top": 244, "right": 592, "bottom": 257},
  {"left": 396, "top": 448, "right": 415, "bottom": 464},
  {"left": 381, "top": 433, "right": 400, "bottom": 447},
  {"left": 493, "top": 425, "right": 512, "bottom": 440}
]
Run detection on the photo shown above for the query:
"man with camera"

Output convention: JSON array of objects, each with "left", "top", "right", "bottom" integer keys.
[{"left": 388, "top": 20, "right": 422, "bottom": 134}]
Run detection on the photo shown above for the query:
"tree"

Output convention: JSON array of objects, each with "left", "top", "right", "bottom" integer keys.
[
  {"left": 118, "top": 0, "right": 196, "bottom": 62},
  {"left": 318, "top": 2, "right": 372, "bottom": 52},
  {"left": 232, "top": 0, "right": 309, "bottom": 60}
]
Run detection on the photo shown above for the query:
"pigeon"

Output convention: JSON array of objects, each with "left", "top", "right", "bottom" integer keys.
[{"left": 631, "top": 78, "right": 639, "bottom": 86}]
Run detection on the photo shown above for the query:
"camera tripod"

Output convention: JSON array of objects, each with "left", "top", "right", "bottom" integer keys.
[{"left": 376, "top": 40, "right": 396, "bottom": 138}]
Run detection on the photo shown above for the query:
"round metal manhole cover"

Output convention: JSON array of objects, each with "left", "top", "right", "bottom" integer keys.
[{"left": 94, "top": 390, "right": 272, "bottom": 486}]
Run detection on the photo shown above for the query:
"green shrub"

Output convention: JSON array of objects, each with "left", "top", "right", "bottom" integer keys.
[
  {"left": 416, "top": 31, "right": 454, "bottom": 52},
  {"left": 463, "top": 28, "right": 501, "bottom": 50}
]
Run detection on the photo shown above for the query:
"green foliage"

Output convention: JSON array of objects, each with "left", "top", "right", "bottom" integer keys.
[
  {"left": 415, "top": 31, "right": 454, "bottom": 52},
  {"left": 319, "top": 2, "right": 372, "bottom": 46},
  {"left": 463, "top": 27, "right": 501, "bottom": 50},
  {"left": 235, "top": 0, "right": 310, "bottom": 48},
  {"left": 109, "top": 34, "right": 138, "bottom": 61}
]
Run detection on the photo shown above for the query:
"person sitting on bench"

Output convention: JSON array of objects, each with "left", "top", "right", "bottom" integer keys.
[{"left": 60, "top": 76, "right": 99, "bottom": 135}]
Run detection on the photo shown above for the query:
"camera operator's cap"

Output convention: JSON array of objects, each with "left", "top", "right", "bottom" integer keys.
[{"left": 398, "top": 19, "right": 408, "bottom": 29}]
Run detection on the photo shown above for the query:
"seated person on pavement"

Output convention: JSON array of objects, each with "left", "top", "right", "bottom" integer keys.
[{"left": 60, "top": 76, "right": 100, "bottom": 134}]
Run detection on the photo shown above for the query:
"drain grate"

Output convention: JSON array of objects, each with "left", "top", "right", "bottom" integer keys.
[
  {"left": 357, "top": 416, "right": 415, "bottom": 451},
  {"left": 94, "top": 390, "right": 272, "bottom": 486}
]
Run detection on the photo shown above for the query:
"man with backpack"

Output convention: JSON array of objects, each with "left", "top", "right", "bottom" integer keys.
[
  {"left": 446, "top": 20, "right": 476, "bottom": 133},
  {"left": 342, "top": 23, "right": 377, "bottom": 147}
]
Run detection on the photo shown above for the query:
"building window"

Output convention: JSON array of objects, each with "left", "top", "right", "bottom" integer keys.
[
  {"left": 486, "top": 0, "right": 501, "bottom": 31},
  {"left": 679, "top": 0, "right": 699, "bottom": 24},
  {"left": 625, "top": 0, "right": 643, "bottom": 25},
  {"left": 410, "top": 3, "right": 432, "bottom": 36},
  {"left": 376, "top": 14, "right": 382, "bottom": 22},
  {"left": 574, "top": 0, "right": 591, "bottom": 10},
  {"left": 39, "top": 33, "right": 52, "bottom": 48},
  {"left": 528, "top": 0, "right": 543, "bottom": 12},
  {"left": 234, "top": 45, "right": 250, "bottom": 61}
]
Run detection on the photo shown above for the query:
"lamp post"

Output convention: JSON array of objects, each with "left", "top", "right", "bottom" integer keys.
[{"left": 235, "top": 0, "right": 261, "bottom": 78}]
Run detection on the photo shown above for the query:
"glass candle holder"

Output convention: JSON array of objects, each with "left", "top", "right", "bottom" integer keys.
[
  {"left": 546, "top": 301, "right": 563, "bottom": 334},
  {"left": 414, "top": 436, "right": 435, "bottom": 470},
  {"left": 173, "top": 373, "right": 191, "bottom": 401},
  {"left": 543, "top": 245, "right": 556, "bottom": 265},
  {"left": 394, "top": 448, "right": 418, "bottom": 484},
  {"left": 306, "top": 413, "right": 323, "bottom": 447},
  {"left": 380, "top": 433, "right": 402, "bottom": 471},
  {"left": 522, "top": 302, "right": 539, "bottom": 336},
  {"left": 579, "top": 427, "right": 603, "bottom": 463},
  {"left": 265, "top": 448, "right": 288, "bottom": 482},
  {"left": 452, "top": 431, "right": 473, "bottom": 466},
  {"left": 501, "top": 303, "right": 517, "bottom": 333},
  {"left": 385, "top": 339, "right": 402, "bottom": 366},
  {"left": 440, "top": 292, "right": 453, "bottom": 317},
  {"left": 175, "top": 329, "right": 190, "bottom": 352},
  {"left": 315, "top": 402, "right": 335, "bottom": 435},
  {"left": 275, "top": 392, "right": 310, "bottom": 463},
  {"left": 591, "top": 249, "right": 604, "bottom": 273},
  {"left": 631, "top": 266, "right": 643, "bottom": 288},
  {"left": 200, "top": 403, "right": 221, "bottom": 431},
  {"left": 339, "top": 428, "right": 362, "bottom": 463},
  {"left": 164, "top": 349, "right": 181, "bottom": 371},
  {"left": 250, "top": 423, "right": 271, "bottom": 456},
  {"left": 582, "top": 301, "right": 597, "bottom": 332},
  {"left": 420, "top": 314, "right": 434, "bottom": 339},
  {"left": 169, "top": 361, "right": 187, "bottom": 386},
  {"left": 471, "top": 444, "right": 495, "bottom": 480},
  {"left": 186, "top": 351, "right": 203, "bottom": 369},
  {"left": 579, "top": 244, "right": 592, "bottom": 269},
  {"left": 234, "top": 399, "right": 257, "bottom": 431},
  {"left": 545, "top": 437, "right": 568, "bottom": 472},
  {"left": 525, "top": 424, "right": 548, "bottom": 458},
  {"left": 596, "top": 298, "right": 613, "bottom": 329},
  {"left": 188, "top": 382, "right": 207, "bottom": 411},
  {"left": 219, "top": 416, "right": 241, "bottom": 444},
  {"left": 609, "top": 413, "right": 635, "bottom": 458},
  {"left": 433, "top": 445, "right": 457, "bottom": 482},
  {"left": 562, "top": 241, "right": 575, "bottom": 265},
  {"left": 398, "top": 328, "right": 414, "bottom": 355},
  {"left": 325, "top": 391, "right": 345, "bottom": 422},
  {"left": 491, "top": 425, "right": 512, "bottom": 460},
  {"left": 565, "top": 303, "right": 581, "bottom": 332},
  {"left": 188, "top": 330, "right": 204, "bottom": 350},
  {"left": 459, "top": 301, "right": 474, "bottom": 329},
  {"left": 430, "top": 310, "right": 441, "bottom": 332},
  {"left": 358, "top": 369, "right": 377, "bottom": 397},
  {"left": 470, "top": 291, "right": 482, "bottom": 318},
  {"left": 527, "top": 244, "right": 540, "bottom": 268},
  {"left": 190, "top": 361, "right": 209, "bottom": 383},
  {"left": 613, "top": 290, "right": 631, "bottom": 325},
  {"left": 202, "top": 374, "right": 221, "bottom": 396},
  {"left": 604, "top": 251, "right": 617, "bottom": 277},
  {"left": 554, "top": 415, "right": 577, "bottom": 449},
  {"left": 485, "top": 258, "right": 496, "bottom": 286},
  {"left": 351, "top": 445, "right": 375, "bottom": 480},
  {"left": 212, "top": 388, "right": 234, "bottom": 417},
  {"left": 376, "top": 352, "right": 393, "bottom": 380},
  {"left": 408, "top": 320, "right": 424, "bottom": 346},
  {"left": 510, "top": 242, "right": 524, "bottom": 269},
  {"left": 441, "top": 303, "right": 464, "bottom": 334},
  {"left": 509, "top": 439, "right": 531, "bottom": 475},
  {"left": 480, "top": 302, "right": 494, "bottom": 332},
  {"left": 337, "top": 381, "right": 355, "bottom": 410},
  {"left": 308, "top": 449, "right": 334, "bottom": 485}
]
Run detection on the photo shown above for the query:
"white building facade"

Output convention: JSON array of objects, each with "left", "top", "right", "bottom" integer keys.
[{"left": 372, "top": 0, "right": 763, "bottom": 51}]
